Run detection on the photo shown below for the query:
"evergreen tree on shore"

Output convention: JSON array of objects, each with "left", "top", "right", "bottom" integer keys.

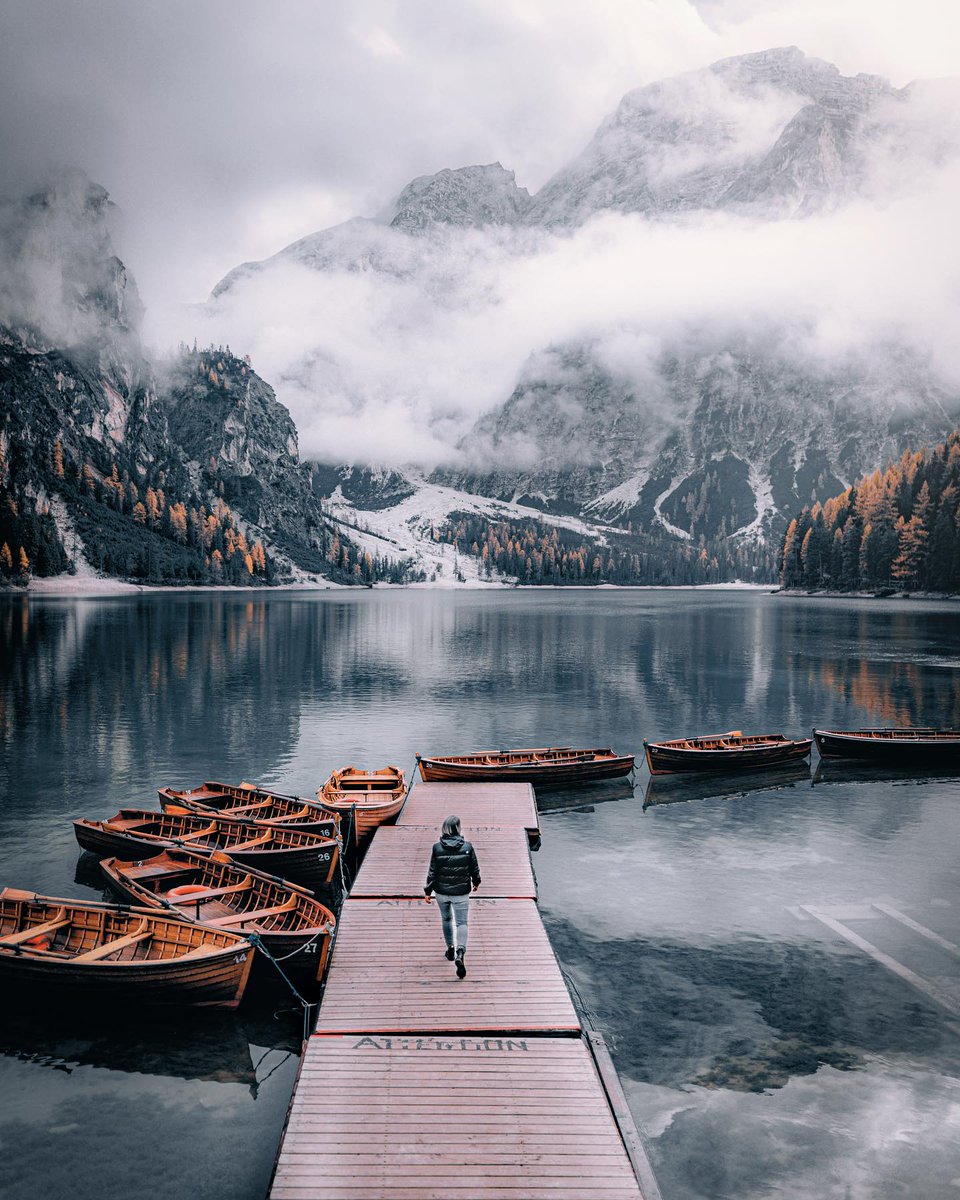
[{"left": 780, "top": 432, "right": 960, "bottom": 592}]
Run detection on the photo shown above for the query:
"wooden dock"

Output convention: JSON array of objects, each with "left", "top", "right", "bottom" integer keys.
[
  {"left": 269, "top": 781, "right": 646, "bottom": 1199},
  {"left": 351, "top": 824, "right": 537, "bottom": 899},
  {"left": 316, "top": 899, "right": 578, "bottom": 1034},
  {"left": 398, "top": 780, "right": 540, "bottom": 841}
]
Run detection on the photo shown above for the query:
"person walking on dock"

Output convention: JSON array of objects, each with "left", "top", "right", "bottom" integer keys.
[{"left": 424, "top": 815, "right": 480, "bottom": 979}]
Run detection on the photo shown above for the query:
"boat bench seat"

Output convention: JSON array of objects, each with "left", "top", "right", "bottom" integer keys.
[
  {"left": 0, "top": 914, "right": 71, "bottom": 946},
  {"left": 214, "top": 901, "right": 297, "bottom": 926},
  {"left": 226, "top": 833, "right": 275, "bottom": 851},
  {"left": 73, "top": 928, "right": 153, "bottom": 961},
  {"left": 165, "top": 881, "right": 252, "bottom": 902}
]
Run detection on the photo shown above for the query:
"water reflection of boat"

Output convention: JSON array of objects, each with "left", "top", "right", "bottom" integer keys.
[
  {"left": 0, "top": 1007, "right": 301, "bottom": 1094},
  {"left": 643, "top": 764, "right": 811, "bottom": 809},
  {"left": 814, "top": 727, "right": 960, "bottom": 763},
  {"left": 537, "top": 780, "right": 636, "bottom": 813},
  {"left": 644, "top": 731, "right": 812, "bottom": 775},
  {"left": 812, "top": 760, "right": 960, "bottom": 788}
]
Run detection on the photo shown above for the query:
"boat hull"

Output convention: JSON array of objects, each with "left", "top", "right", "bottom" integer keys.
[
  {"left": 644, "top": 739, "right": 812, "bottom": 775},
  {"left": 319, "top": 766, "right": 407, "bottom": 841},
  {"left": 814, "top": 729, "right": 960, "bottom": 762},
  {"left": 317, "top": 793, "right": 405, "bottom": 841},
  {"left": 74, "top": 819, "right": 339, "bottom": 890},
  {"left": 0, "top": 891, "right": 252, "bottom": 1008},
  {"left": 159, "top": 784, "right": 340, "bottom": 838},
  {"left": 416, "top": 750, "right": 635, "bottom": 789},
  {"left": 101, "top": 854, "right": 334, "bottom": 988}
]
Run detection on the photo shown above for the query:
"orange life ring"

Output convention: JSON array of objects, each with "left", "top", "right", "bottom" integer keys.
[
  {"left": 168, "top": 884, "right": 207, "bottom": 898},
  {"left": 25, "top": 934, "right": 51, "bottom": 950}
]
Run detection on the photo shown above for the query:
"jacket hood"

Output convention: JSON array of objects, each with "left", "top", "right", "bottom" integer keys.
[{"left": 440, "top": 834, "right": 465, "bottom": 850}]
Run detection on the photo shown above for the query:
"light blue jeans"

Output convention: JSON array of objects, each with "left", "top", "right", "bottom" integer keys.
[{"left": 434, "top": 893, "right": 470, "bottom": 951}]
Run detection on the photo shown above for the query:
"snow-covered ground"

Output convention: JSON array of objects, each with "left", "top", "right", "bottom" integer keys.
[{"left": 325, "top": 476, "right": 633, "bottom": 586}]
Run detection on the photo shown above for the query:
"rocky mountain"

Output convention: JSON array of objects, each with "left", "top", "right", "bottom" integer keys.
[
  {"left": 0, "top": 173, "right": 416, "bottom": 586},
  {"left": 525, "top": 46, "right": 897, "bottom": 224},
  {"left": 390, "top": 163, "right": 530, "bottom": 233},
  {"left": 206, "top": 47, "right": 960, "bottom": 565}
]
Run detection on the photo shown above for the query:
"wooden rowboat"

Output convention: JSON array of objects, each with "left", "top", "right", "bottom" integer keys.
[
  {"left": 318, "top": 766, "right": 406, "bottom": 842},
  {"left": 101, "top": 849, "right": 336, "bottom": 987},
  {"left": 644, "top": 731, "right": 812, "bottom": 775},
  {"left": 814, "top": 728, "right": 960, "bottom": 762},
  {"left": 0, "top": 889, "right": 253, "bottom": 1008},
  {"left": 159, "top": 781, "right": 340, "bottom": 838},
  {"left": 416, "top": 747, "right": 635, "bottom": 788},
  {"left": 74, "top": 809, "right": 339, "bottom": 890}
]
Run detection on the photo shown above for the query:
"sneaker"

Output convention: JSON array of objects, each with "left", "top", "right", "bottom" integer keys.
[
  {"left": 455, "top": 948, "right": 466, "bottom": 979},
  {"left": 445, "top": 946, "right": 455, "bottom": 961}
]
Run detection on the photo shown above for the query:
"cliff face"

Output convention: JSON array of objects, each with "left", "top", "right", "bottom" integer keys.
[
  {"left": 434, "top": 340, "right": 957, "bottom": 543},
  {"left": 0, "top": 174, "right": 349, "bottom": 584},
  {"left": 390, "top": 164, "right": 531, "bottom": 233}
]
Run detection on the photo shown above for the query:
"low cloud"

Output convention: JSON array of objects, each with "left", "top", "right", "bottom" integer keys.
[{"left": 157, "top": 144, "right": 960, "bottom": 467}]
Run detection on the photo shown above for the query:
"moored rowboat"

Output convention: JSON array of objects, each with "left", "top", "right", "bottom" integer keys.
[
  {"left": 318, "top": 766, "right": 407, "bottom": 842},
  {"left": 416, "top": 747, "right": 635, "bottom": 788},
  {"left": 100, "top": 849, "right": 336, "bottom": 987},
  {"left": 74, "top": 809, "right": 339, "bottom": 890},
  {"left": 814, "top": 728, "right": 960, "bottom": 762},
  {"left": 0, "top": 889, "right": 253, "bottom": 1007},
  {"left": 644, "top": 731, "right": 812, "bottom": 775},
  {"left": 159, "top": 781, "right": 339, "bottom": 838}
]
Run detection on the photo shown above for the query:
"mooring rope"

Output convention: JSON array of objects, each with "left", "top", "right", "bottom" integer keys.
[{"left": 245, "top": 931, "right": 315, "bottom": 1042}]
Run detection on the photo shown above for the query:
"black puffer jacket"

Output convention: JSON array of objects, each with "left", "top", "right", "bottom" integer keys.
[{"left": 424, "top": 834, "right": 481, "bottom": 897}]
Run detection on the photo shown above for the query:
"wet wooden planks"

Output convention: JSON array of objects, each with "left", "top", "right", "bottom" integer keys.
[
  {"left": 272, "top": 1034, "right": 643, "bottom": 1200},
  {"left": 400, "top": 781, "right": 539, "bottom": 839},
  {"left": 315, "top": 898, "right": 578, "bottom": 1034},
  {"left": 351, "top": 825, "right": 537, "bottom": 899}
]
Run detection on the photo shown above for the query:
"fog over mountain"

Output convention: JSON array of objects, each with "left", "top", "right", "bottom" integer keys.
[
  {"left": 3, "top": 5, "right": 960, "bottom": 573},
  {"left": 189, "top": 47, "right": 960, "bottom": 542}
]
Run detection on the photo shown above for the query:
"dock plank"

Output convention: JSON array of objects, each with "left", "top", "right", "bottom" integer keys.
[
  {"left": 315, "top": 898, "right": 578, "bottom": 1034},
  {"left": 400, "top": 782, "right": 539, "bottom": 838},
  {"left": 270, "top": 1035, "right": 642, "bottom": 1200},
  {"left": 351, "top": 825, "right": 537, "bottom": 899}
]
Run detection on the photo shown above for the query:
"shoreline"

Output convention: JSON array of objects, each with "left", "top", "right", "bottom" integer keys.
[
  {"left": 776, "top": 588, "right": 960, "bottom": 603},
  {"left": 9, "top": 576, "right": 776, "bottom": 598},
  {"left": 7, "top": 578, "right": 958, "bottom": 602}
]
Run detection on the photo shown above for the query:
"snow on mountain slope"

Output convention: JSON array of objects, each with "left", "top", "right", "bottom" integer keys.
[{"left": 324, "top": 476, "right": 624, "bottom": 585}]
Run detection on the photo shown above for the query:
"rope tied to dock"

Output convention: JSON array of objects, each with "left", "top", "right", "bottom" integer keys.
[{"left": 245, "top": 931, "right": 315, "bottom": 1042}]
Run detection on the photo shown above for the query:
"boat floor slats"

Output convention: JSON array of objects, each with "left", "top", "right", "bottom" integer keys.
[
  {"left": 399, "top": 783, "right": 539, "bottom": 835},
  {"left": 351, "top": 826, "right": 536, "bottom": 899},
  {"left": 270, "top": 1036, "right": 642, "bottom": 1200},
  {"left": 314, "top": 899, "right": 578, "bottom": 1034}
]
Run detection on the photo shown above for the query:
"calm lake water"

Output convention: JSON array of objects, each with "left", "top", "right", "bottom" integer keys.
[{"left": 2, "top": 588, "right": 960, "bottom": 1200}]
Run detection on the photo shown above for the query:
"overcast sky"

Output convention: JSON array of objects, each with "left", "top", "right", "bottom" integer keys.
[{"left": 2, "top": 0, "right": 959, "bottom": 319}]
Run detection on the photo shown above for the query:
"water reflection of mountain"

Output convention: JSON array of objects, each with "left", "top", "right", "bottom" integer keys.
[
  {"left": 0, "top": 1008, "right": 300, "bottom": 1092},
  {"left": 643, "top": 765, "right": 811, "bottom": 809}
]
